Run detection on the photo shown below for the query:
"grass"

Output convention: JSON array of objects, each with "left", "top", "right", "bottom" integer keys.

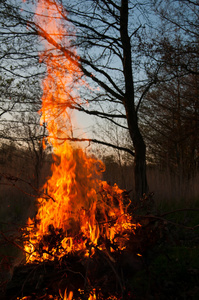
[
  {"left": 128, "top": 186, "right": 199, "bottom": 299},
  {"left": 0, "top": 185, "right": 34, "bottom": 290},
  {"left": 130, "top": 244, "right": 199, "bottom": 300}
]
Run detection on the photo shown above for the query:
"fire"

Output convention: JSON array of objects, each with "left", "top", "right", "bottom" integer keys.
[
  {"left": 23, "top": 0, "right": 138, "bottom": 269},
  {"left": 11, "top": 1, "right": 144, "bottom": 299},
  {"left": 63, "top": 290, "right": 73, "bottom": 300}
]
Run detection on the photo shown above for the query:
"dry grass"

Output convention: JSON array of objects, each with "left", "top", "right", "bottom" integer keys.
[
  {"left": 147, "top": 168, "right": 199, "bottom": 208},
  {"left": 103, "top": 163, "right": 199, "bottom": 208}
]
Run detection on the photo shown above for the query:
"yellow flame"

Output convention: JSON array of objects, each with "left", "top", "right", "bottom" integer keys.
[{"left": 23, "top": 0, "right": 138, "bottom": 265}]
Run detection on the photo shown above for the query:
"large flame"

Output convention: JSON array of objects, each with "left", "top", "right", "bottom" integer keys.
[{"left": 23, "top": 0, "right": 136, "bottom": 264}]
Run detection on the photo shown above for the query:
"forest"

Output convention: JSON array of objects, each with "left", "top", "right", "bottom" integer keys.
[{"left": 0, "top": 0, "right": 199, "bottom": 299}]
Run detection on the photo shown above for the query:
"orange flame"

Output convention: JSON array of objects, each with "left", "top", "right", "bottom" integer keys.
[{"left": 23, "top": 0, "right": 137, "bottom": 264}]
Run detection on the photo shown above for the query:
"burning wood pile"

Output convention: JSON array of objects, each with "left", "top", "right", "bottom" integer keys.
[
  {"left": 4, "top": 176, "right": 161, "bottom": 300},
  {"left": 6, "top": 181, "right": 151, "bottom": 300}
]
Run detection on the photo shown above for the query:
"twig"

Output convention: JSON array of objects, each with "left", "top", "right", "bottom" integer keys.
[
  {"left": 0, "top": 172, "right": 56, "bottom": 202},
  {"left": 0, "top": 231, "right": 29, "bottom": 254},
  {"left": 136, "top": 213, "right": 199, "bottom": 230}
]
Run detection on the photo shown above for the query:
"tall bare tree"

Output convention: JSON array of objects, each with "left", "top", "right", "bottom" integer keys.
[{"left": 1, "top": 0, "right": 155, "bottom": 198}]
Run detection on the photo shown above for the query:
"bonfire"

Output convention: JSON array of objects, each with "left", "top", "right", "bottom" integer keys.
[{"left": 4, "top": 1, "right": 150, "bottom": 299}]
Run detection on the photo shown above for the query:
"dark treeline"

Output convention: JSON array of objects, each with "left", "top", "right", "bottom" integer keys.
[
  {"left": 0, "top": 142, "right": 198, "bottom": 222},
  {"left": 0, "top": 142, "right": 52, "bottom": 226}
]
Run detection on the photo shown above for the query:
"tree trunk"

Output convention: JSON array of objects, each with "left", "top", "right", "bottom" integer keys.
[{"left": 120, "top": 0, "right": 148, "bottom": 198}]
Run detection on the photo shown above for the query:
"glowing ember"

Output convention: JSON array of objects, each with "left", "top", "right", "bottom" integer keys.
[{"left": 23, "top": 0, "right": 139, "bottom": 267}]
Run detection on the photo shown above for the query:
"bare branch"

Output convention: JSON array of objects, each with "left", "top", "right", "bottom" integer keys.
[{"left": 54, "top": 136, "right": 135, "bottom": 157}]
